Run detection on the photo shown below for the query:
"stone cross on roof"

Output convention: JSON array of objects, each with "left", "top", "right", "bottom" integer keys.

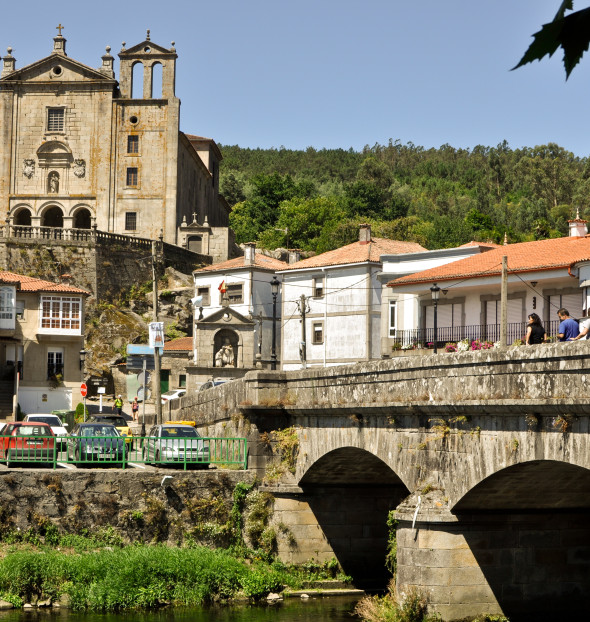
[{"left": 56, "top": 23, "right": 64, "bottom": 36}]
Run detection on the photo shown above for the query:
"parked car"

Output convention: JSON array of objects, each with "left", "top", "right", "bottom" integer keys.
[
  {"left": 67, "top": 423, "right": 127, "bottom": 465},
  {"left": 198, "top": 378, "right": 230, "bottom": 391},
  {"left": 23, "top": 414, "right": 68, "bottom": 450},
  {"left": 0, "top": 422, "right": 56, "bottom": 467},
  {"left": 143, "top": 424, "right": 209, "bottom": 467},
  {"left": 87, "top": 415, "right": 134, "bottom": 449},
  {"left": 161, "top": 389, "right": 187, "bottom": 404}
]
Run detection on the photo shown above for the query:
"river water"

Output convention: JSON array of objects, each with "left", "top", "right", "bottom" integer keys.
[{"left": 0, "top": 596, "right": 362, "bottom": 622}]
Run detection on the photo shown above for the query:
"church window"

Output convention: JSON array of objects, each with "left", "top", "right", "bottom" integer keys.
[
  {"left": 126, "top": 167, "right": 138, "bottom": 187},
  {"left": 125, "top": 212, "right": 137, "bottom": 231},
  {"left": 127, "top": 135, "right": 139, "bottom": 153},
  {"left": 47, "top": 108, "right": 64, "bottom": 132}
]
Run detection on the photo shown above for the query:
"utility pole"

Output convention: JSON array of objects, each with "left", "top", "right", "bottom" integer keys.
[
  {"left": 152, "top": 239, "right": 162, "bottom": 424},
  {"left": 297, "top": 294, "right": 310, "bottom": 369},
  {"left": 500, "top": 255, "right": 508, "bottom": 347}
]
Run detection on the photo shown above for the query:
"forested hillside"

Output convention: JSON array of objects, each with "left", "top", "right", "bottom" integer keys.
[{"left": 219, "top": 140, "right": 590, "bottom": 253}]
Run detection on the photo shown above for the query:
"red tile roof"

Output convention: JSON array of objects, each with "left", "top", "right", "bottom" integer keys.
[
  {"left": 281, "top": 238, "right": 426, "bottom": 271},
  {"left": 194, "top": 254, "right": 288, "bottom": 274},
  {"left": 0, "top": 271, "right": 90, "bottom": 294},
  {"left": 458, "top": 241, "right": 501, "bottom": 249},
  {"left": 388, "top": 236, "right": 590, "bottom": 288},
  {"left": 164, "top": 337, "right": 193, "bottom": 351}
]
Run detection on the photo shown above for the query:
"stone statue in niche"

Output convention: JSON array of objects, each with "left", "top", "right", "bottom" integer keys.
[
  {"left": 48, "top": 172, "right": 59, "bottom": 194},
  {"left": 23, "top": 159, "right": 35, "bottom": 178},
  {"left": 73, "top": 159, "right": 86, "bottom": 178},
  {"left": 214, "top": 338, "right": 235, "bottom": 367}
]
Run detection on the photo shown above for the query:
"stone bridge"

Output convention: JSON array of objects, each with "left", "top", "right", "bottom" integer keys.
[{"left": 178, "top": 342, "right": 590, "bottom": 621}]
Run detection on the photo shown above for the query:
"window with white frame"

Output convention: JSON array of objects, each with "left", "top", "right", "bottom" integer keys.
[
  {"left": 47, "top": 108, "right": 65, "bottom": 132},
  {"left": 312, "top": 321, "right": 324, "bottom": 344},
  {"left": 313, "top": 276, "right": 324, "bottom": 298},
  {"left": 389, "top": 300, "right": 397, "bottom": 337},
  {"left": 40, "top": 296, "right": 81, "bottom": 332},
  {"left": 0, "top": 286, "right": 15, "bottom": 321},
  {"left": 47, "top": 347, "right": 64, "bottom": 379},
  {"left": 227, "top": 283, "right": 243, "bottom": 304}
]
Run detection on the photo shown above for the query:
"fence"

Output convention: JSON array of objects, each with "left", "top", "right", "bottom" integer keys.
[
  {"left": 392, "top": 320, "right": 562, "bottom": 349},
  {"left": 0, "top": 435, "right": 248, "bottom": 470}
]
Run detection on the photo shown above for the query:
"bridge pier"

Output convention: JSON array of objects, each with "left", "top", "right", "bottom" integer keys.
[{"left": 396, "top": 495, "right": 590, "bottom": 621}]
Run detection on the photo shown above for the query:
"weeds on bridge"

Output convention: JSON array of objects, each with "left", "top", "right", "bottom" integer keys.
[{"left": 552, "top": 414, "right": 574, "bottom": 433}]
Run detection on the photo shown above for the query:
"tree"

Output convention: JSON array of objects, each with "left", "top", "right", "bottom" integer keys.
[{"left": 514, "top": 1, "right": 590, "bottom": 78}]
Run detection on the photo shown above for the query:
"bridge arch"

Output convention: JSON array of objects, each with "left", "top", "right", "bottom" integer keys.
[{"left": 296, "top": 446, "right": 409, "bottom": 588}]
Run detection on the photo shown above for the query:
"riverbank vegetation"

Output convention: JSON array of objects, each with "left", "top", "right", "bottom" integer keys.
[
  {"left": 0, "top": 537, "right": 348, "bottom": 610},
  {"left": 220, "top": 141, "right": 589, "bottom": 253}
]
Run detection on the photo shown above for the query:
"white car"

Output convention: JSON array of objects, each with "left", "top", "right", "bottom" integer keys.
[
  {"left": 23, "top": 414, "right": 68, "bottom": 449},
  {"left": 161, "top": 389, "right": 187, "bottom": 404}
]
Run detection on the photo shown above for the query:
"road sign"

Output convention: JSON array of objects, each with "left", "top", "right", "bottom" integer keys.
[
  {"left": 127, "top": 355, "right": 156, "bottom": 370},
  {"left": 80, "top": 382, "right": 88, "bottom": 397}
]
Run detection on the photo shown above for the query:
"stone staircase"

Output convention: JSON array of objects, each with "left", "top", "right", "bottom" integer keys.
[{"left": 0, "top": 380, "right": 15, "bottom": 423}]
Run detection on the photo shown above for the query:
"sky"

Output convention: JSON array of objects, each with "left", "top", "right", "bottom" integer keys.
[{"left": 2, "top": 1, "right": 590, "bottom": 156}]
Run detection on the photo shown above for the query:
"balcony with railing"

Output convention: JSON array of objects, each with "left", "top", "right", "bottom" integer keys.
[{"left": 391, "top": 320, "right": 562, "bottom": 351}]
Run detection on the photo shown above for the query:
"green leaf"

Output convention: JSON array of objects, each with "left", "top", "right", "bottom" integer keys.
[{"left": 513, "top": 5, "right": 590, "bottom": 79}]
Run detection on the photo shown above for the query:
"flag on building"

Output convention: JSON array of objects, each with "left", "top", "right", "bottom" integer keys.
[{"left": 218, "top": 280, "right": 227, "bottom": 293}]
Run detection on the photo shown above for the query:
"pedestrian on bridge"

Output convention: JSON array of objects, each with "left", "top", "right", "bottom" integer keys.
[
  {"left": 557, "top": 308, "right": 579, "bottom": 342},
  {"left": 525, "top": 313, "right": 546, "bottom": 345}
]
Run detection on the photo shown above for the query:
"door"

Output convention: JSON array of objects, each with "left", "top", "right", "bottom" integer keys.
[{"left": 160, "top": 370, "right": 170, "bottom": 393}]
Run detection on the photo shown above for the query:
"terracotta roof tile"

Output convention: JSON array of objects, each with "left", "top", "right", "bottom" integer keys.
[
  {"left": 164, "top": 337, "right": 193, "bottom": 351},
  {"left": 281, "top": 238, "right": 426, "bottom": 271},
  {"left": 0, "top": 271, "right": 90, "bottom": 294},
  {"left": 194, "top": 254, "right": 288, "bottom": 274},
  {"left": 388, "top": 236, "right": 590, "bottom": 288}
]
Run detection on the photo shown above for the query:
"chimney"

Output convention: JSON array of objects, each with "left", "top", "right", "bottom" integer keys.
[
  {"left": 568, "top": 208, "right": 588, "bottom": 237},
  {"left": 359, "top": 223, "right": 371, "bottom": 245},
  {"left": 53, "top": 33, "right": 67, "bottom": 56},
  {"left": 288, "top": 249, "right": 301, "bottom": 264},
  {"left": 244, "top": 242, "right": 256, "bottom": 266},
  {"left": 1, "top": 47, "right": 15, "bottom": 77}
]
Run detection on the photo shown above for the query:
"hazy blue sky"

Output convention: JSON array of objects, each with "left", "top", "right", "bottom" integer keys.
[{"left": 2, "top": 1, "right": 589, "bottom": 155}]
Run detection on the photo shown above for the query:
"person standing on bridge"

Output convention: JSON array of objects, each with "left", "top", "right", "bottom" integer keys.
[
  {"left": 557, "top": 308, "right": 579, "bottom": 342},
  {"left": 525, "top": 313, "right": 546, "bottom": 345},
  {"left": 114, "top": 395, "right": 123, "bottom": 416}
]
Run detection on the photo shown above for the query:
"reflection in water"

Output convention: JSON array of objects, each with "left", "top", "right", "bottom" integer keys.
[{"left": 0, "top": 596, "right": 362, "bottom": 622}]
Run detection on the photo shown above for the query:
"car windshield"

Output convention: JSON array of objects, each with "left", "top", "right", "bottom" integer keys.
[
  {"left": 15, "top": 425, "right": 51, "bottom": 436},
  {"left": 93, "top": 417, "right": 127, "bottom": 426},
  {"left": 160, "top": 427, "right": 198, "bottom": 438},
  {"left": 80, "top": 426, "right": 119, "bottom": 437},
  {"left": 27, "top": 416, "right": 61, "bottom": 426}
]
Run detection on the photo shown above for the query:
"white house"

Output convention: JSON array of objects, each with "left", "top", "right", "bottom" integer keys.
[
  {"left": 190, "top": 244, "right": 287, "bottom": 386},
  {"left": 278, "top": 225, "right": 426, "bottom": 370},
  {"left": 387, "top": 218, "right": 590, "bottom": 347},
  {"left": 0, "top": 271, "right": 89, "bottom": 418},
  {"left": 379, "top": 241, "right": 499, "bottom": 354}
]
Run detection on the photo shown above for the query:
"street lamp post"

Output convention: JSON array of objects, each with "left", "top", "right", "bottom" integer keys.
[
  {"left": 79, "top": 349, "right": 87, "bottom": 420},
  {"left": 430, "top": 283, "right": 440, "bottom": 354},
  {"left": 270, "top": 276, "right": 280, "bottom": 370}
]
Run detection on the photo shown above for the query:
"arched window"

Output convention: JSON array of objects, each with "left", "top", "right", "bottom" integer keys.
[
  {"left": 73, "top": 208, "right": 92, "bottom": 229},
  {"left": 151, "top": 62, "right": 163, "bottom": 98},
  {"left": 42, "top": 205, "right": 64, "bottom": 228},
  {"left": 131, "top": 62, "right": 143, "bottom": 99},
  {"left": 13, "top": 208, "right": 32, "bottom": 226}
]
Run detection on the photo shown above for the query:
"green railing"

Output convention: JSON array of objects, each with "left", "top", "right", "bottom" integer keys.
[{"left": 0, "top": 435, "right": 248, "bottom": 470}]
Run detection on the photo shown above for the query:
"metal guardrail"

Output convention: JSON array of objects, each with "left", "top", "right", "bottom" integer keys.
[{"left": 0, "top": 436, "right": 248, "bottom": 470}]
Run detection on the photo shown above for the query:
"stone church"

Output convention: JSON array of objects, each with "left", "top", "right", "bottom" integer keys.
[{"left": 0, "top": 28, "right": 232, "bottom": 261}]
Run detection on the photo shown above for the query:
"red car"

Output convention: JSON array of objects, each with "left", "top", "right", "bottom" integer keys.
[{"left": 0, "top": 421, "right": 56, "bottom": 467}]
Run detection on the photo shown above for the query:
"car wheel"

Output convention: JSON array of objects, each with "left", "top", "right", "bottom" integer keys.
[{"left": 155, "top": 450, "right": 160, "bottom": 464}]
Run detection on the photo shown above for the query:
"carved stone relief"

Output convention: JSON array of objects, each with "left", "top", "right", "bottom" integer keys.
[
  {"left": 23, "top": 159, "right": 35, "bottom": 178},
  {"left": 73, "top": 159, "right": 86, "bottom": 178}
]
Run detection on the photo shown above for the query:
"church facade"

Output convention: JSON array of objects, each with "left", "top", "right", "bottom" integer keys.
[{"left": 0, "top": 29, "right": 232, "bottom": 259}]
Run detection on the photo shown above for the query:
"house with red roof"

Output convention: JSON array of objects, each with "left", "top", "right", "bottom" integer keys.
[
  {"left": 0, "top": 271, "right": 90, "bottom": 419},
  {"left": 277, "top": 224, "right": 426, "bottom": 370},
  {"left": 190, "top": 245, "right": 288, "bottom": 387},
  {"left": 387, "top": 218, "right": 590, "bottom": 348}
]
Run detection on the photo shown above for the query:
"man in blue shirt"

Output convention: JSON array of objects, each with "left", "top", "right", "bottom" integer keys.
[{"left": 557, "top": 308, "right": 579, "bottom": 341}]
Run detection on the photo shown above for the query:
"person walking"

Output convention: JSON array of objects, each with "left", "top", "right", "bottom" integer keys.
[
  {"left": 525, "top": 313, "right": 546, "bottom": 345},
  {"left": 569, "top": 310, "right": 590, "bottom": 341},
  {"left": 131, "top": 396, "right": 139, "bottom": 421},
  {"left": 557, "top": 308, "right": 579, "bottom": 342},
  {"left": 114, "top": 394, "right": 123, "bottom": 415}
]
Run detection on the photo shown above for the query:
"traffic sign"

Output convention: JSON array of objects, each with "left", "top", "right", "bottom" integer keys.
[{"left": 80, "top": 382, "right": 88, "bottom": 397}]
